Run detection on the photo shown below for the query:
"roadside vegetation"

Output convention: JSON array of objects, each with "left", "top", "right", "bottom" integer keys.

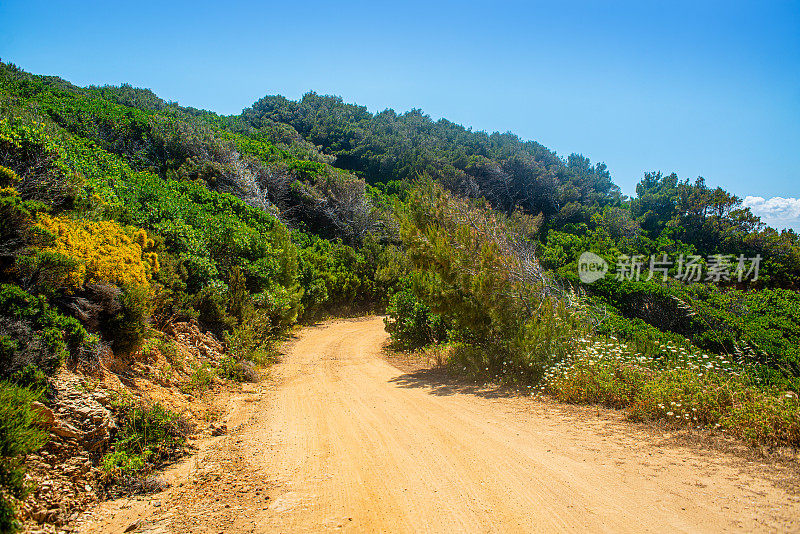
[
  {"left": 0, "top": 60, "right": 798, "bottom": 529},
  {"left": 0, "top": 384, "right": 48, "bottom": 532},
  {"left": 101, "top": 396, "right": 191, "bottom": 494},
  {"left": 387, "top": 184, "right": 799, "bottom": 447}
]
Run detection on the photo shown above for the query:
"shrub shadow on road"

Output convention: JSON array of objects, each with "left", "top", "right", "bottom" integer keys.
[{"left": 388, "top": 368, "right": 523, "bottom": 399}]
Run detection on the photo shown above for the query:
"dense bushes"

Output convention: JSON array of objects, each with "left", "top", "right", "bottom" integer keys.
[
  {"left": 0, "top": 105, "right": 308, "bottom": 350},
  {"left": 384, "top": 288, "right": 447, "bottom": 349},
  {"left": 391, "top": 182, "right": 587, "bottom": 382},
  {"left": 103, "top": 285, "right": 154, "bottom": 354},
  {"left": 679, "top": 287, "right": 800, "bottom": 388},
  {"left": 220, "top": 307, "right": 275, "bottom": 381},
  {"left": 580, "top": 277, "right": 800, "bottom": 390},
  {"left": 241, "top": 93, "right": 620, "bottom": 226},
  {"left": 0, "top": 90, "right": 392, "bottom": 358},
  {"left": 0, "top": 284, "right": 92, "bottom": 380},
  {"left": 295, "top": 233, "right": 393, "bottom": 319}
]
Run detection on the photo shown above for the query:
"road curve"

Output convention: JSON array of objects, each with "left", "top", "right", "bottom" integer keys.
[{"left": 81, "top": 316, "right": 800, "bottom": 533}]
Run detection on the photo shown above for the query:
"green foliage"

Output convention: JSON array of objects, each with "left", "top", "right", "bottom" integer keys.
[
  {"left": 190, "top": 283, "right": 236, "bottom": 337},
  {"left": 393, "top": 182, "right": 586, "bottom": 381},
  {"left": 223, "top": 307, "right": 274, "bottom": 367},
  {"left": 0, "top": 284, "right": 92, "bottom": 379},
  {"left": 103, "top": 399, "right": 189, "bottom": 479},
  {"left": 0, "top": 383, "right": 48, "bottom": 533},
  {"left": 506, "top": 300, "right": 586, "bottom": 384},
  {"left": 296, "top": 234, "right": 376, "bottom": 318},
  {"left": 242, "top": 93, "right": 621, "bottom": 225},
  {"left": 9, "top": 364, "right": 49, "bottom": 393},
  {"left": 101, "top": 450, "right": 148, "bottom": 477},
  {"left": 584, "top": 278, "right": 800, "bottom": 389},
  {"left": 188, "top": 364, "right": 215, "bottom": 392},
  {"left": 104, "top": 285, "right": 153, "bottom": 354},
  {"left": 541, "top": 338, "right": 800, "bottom": 446},
  {"left": 226, "top": 265, "right": 249, "bottom": 322},
  {"left": 0, "top": 168, "right": 49, "bottom": 281},
  {"left": 115, "top": 168, "right": 293, "bottom": 293},
  {"left": 680, "top": 287, "right": 800, "bottom": 380},
  {"left": 385, "top": 288, "right": 447, "bottom": 349}
]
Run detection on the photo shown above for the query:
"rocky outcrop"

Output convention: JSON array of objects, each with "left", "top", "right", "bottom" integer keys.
[
  {"left": 21, "top": 373, "right": 116, "bottom": 532},
  {"left": 48, "top": 374, "right": 116, "bottom": 451},
  {"left": 20, "top": 322, "right": 230, "bottom": 533},
  {"left": 168, "top": 320, "right": 225, "bottom": 363}
]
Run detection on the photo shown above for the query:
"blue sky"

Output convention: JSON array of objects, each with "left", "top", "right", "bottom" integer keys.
[{"left": 2, "top": 0, "right": 799, "bottom": 228}]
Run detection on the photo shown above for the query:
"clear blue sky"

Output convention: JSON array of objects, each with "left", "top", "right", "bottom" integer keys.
[{"left": 2, "top": 0, "right": 799, "bottom": 226}]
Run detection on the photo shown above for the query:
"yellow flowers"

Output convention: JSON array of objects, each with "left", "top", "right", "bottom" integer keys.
[
  {"left": 36, "top": 215, "right": 158, "bottom": 289},
  {"left": 0, "top": 165, "right": 19, "bottom": 186}
]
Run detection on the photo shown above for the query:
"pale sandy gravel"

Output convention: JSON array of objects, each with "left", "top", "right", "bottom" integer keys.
[{"left": 80, "top": 316, "right": 800, "bottom": 533}]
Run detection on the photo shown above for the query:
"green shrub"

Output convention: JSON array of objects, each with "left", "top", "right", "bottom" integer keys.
[
  {"left": 9, "top": 364, "right": 49, "bottom": 393},
  {"left": 104, "top": 284, "right": 153, "bottom": 354},
  {"left": 722, "top": 391, "right": 800, "bottom": 445},
  {"left": 103, "top": 400, "right": 189, "bottom": 483},
  {"left": 385, "top": 289, "right": 447, "bottom": 349},
  {"left": 588, "top": 280, "right": 800, "bottom": 390},
  {"left": 296, "top": 233, "right": 390, "bottom": 320},
  {"left": 218, "top": 356, "right": 259, "bottom": 383},
  {"left": 506, "top": 300, "right": 586, "bottom": 385},
  {"left": 0, "top": 383, "right": 48, "bottom": 533},
  {"left": 191, "top": 283, "right": 236, "bottom": 337},
  {"left": 101, "top": 450, "right": 149, "bottom": 476},
  {"left": 223, "top": 308, "right": 274, "bottom": 367},
  {"left": 188, "top": 364, "right": 215, "bottom": 392},
  {"left": 0, "top": 284, "right": 92, "bottom": 379}
]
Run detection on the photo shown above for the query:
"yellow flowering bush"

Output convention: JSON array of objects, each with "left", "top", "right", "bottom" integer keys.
[
  {"left": 0, "top": 165, "right": 19, "bottom": 186},
  {"left": 36, "top": 215, "right": 158, "bottom": 289}
]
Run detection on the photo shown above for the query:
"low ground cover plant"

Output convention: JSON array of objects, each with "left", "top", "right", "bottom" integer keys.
[
  {"left": 102, "top": 398, "right": 190, "bottom": 491},
  {"left": 539, "top": 338, "right": 800, "bottom": 446}
]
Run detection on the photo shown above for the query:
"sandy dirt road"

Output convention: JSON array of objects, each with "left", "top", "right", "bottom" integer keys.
[{"left": 81, "top": 316, "right": 800, "bottom": 533}]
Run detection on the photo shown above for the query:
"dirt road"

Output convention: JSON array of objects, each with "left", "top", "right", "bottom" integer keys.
[{"left": 81, "top": 317, "right": 800, "bottom": 533}]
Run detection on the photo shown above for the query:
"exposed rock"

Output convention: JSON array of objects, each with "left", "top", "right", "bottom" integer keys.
[
  {"left": 168, "top": 321, "right": 225, "bottom": 363},
  {"left": 47, "top": 374, "right": 116, "bottom": 451},
  {"left": 20, "top": 372, "right": 117, "bottom": 532},
  {"left": 91, "top": 390, "right": 111, "bottom": 407},
  {"left": 21, "top": 319, "right": 230, "bottom": 533},
  {"left": 51, "top": 422, "right": 82, "bottom": 440}
]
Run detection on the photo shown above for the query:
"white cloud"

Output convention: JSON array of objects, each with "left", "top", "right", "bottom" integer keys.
[{"left": 743, "top": 196, "right": 800, "bottom": 230}]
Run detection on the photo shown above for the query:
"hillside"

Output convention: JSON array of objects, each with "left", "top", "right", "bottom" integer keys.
[{"left": 0, "top": 62, "right": 798, "bottom": 532}]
